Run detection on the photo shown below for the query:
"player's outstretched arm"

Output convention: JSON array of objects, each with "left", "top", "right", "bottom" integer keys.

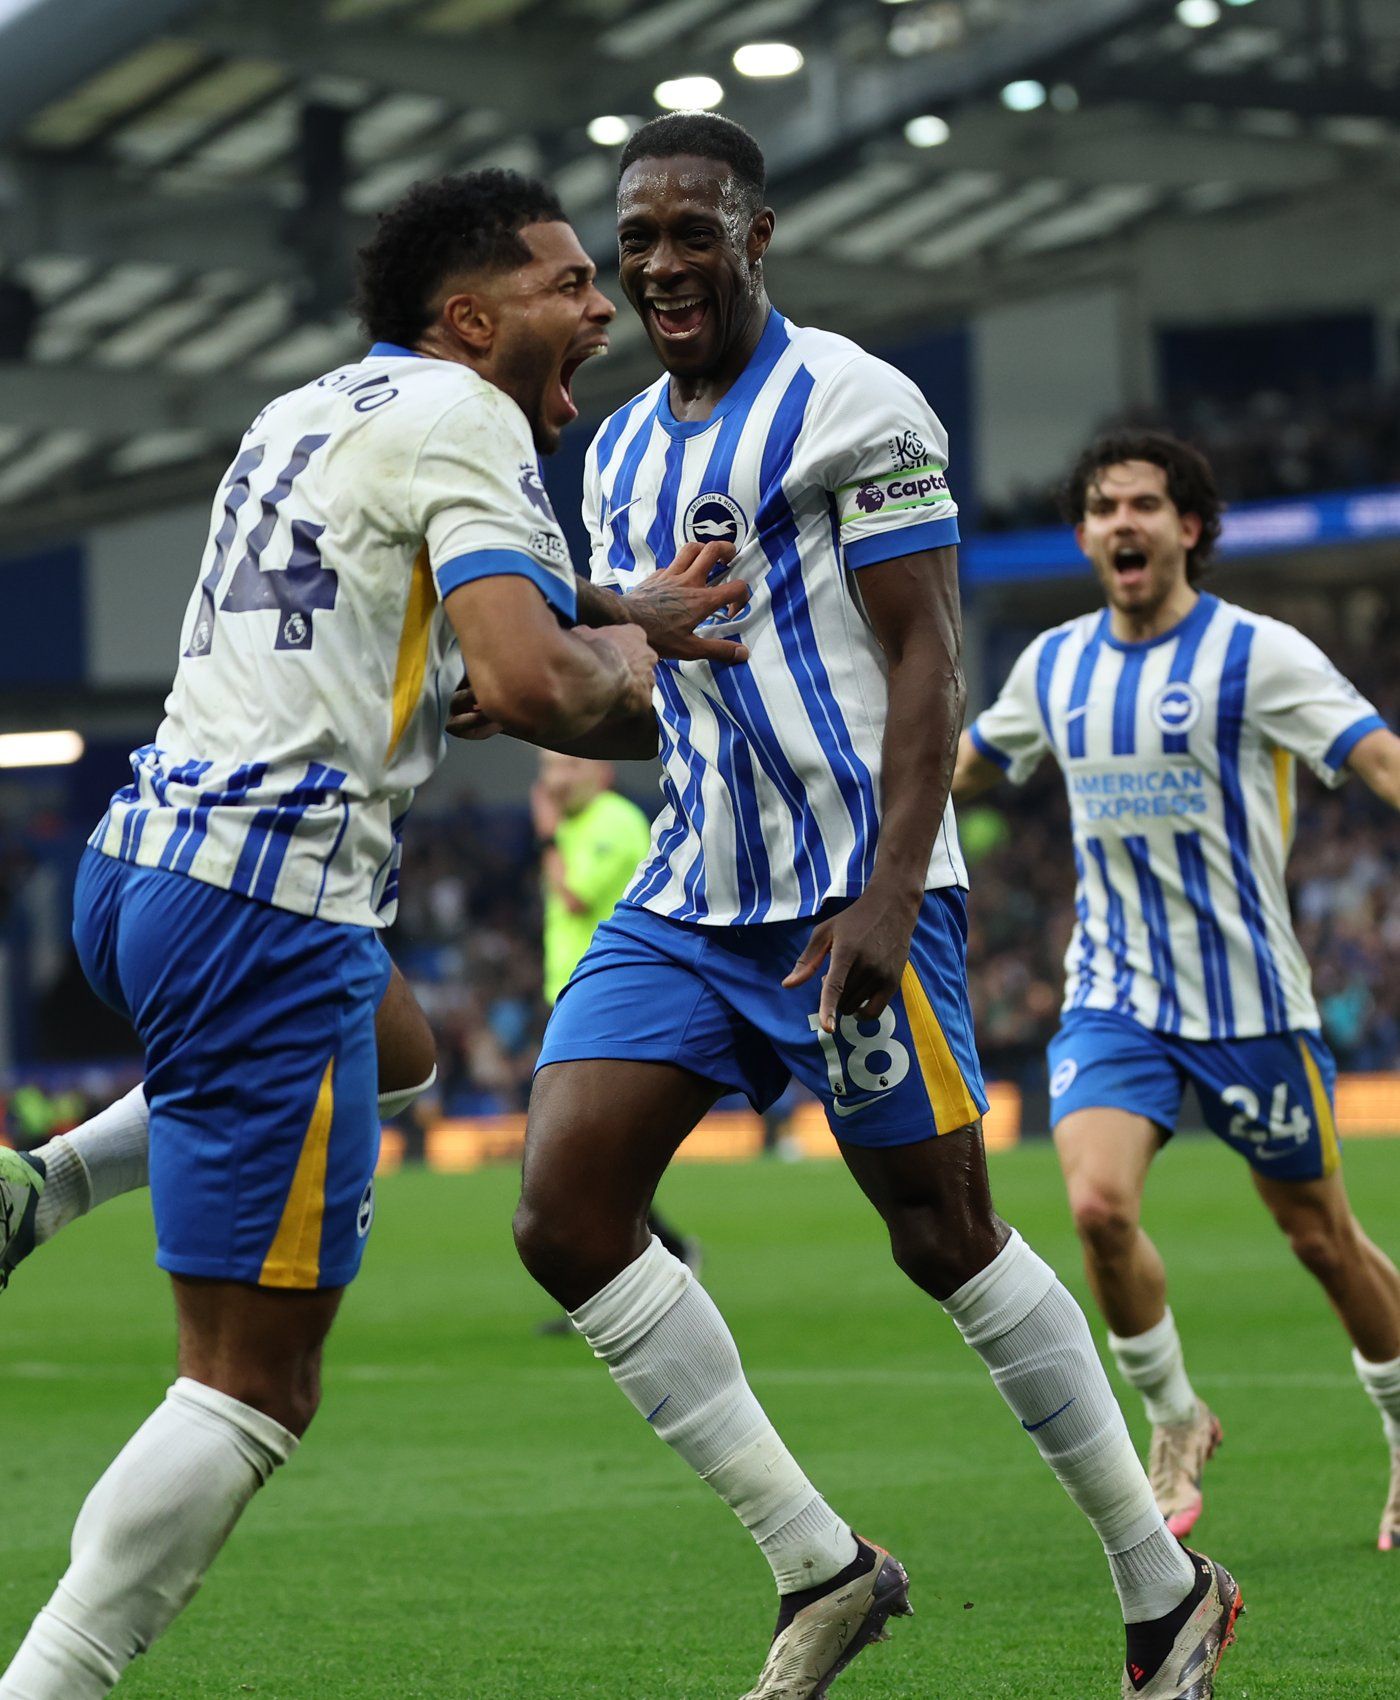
[
  {"left": 444, "top": 574, "right": 656, "bottom": 745},
  {"left": 1347, "top": 726, "right": 1400, "bottom": 811},
  {"left": 952, "top": 731, "right": 1006, "bottom": 804},
  {"left": 785, "top": 545, "right": 965, "bottom": 1033}
]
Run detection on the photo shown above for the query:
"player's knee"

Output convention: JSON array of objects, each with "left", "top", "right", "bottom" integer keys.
[
  {"left": 513, "top": 1195, "right": 587, "bottom": 1288},
  {"left": 1070, "top": 1187, "right": 1138, "bottom": 1258},
  {"left": 887, "top": 1213, "right": 1002, "bottom": 1301},
  {"left": 1283, "top": 1216, "right": 1353, "bottom": 1288}
]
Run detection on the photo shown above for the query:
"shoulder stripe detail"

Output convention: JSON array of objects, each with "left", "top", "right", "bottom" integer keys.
[
  {"left": 595, "top": 390, "right": 653, "bottom": 478},
  {"left": 1162, "top": 595, "right": 1217, "bottom": 753},
  {"left": 1036, "top": 630, "right": 1070, "bottom": 749},
  {"left": 1066, "top": 612, "right": 1108, "bottom": 759}
]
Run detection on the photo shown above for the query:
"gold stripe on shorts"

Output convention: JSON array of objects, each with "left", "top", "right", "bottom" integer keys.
[
  {"left": 900, "top": 964, "right": 980, "bottom": 1134},
  {"left": 1297, "top": 1039, "right": 1340, "bottom": 1177},
  {"left": 260, "top": 1058, "right": 335, "bottom": 1288}
]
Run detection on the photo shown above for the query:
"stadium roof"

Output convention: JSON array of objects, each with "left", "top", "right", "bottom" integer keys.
[{"left": 0, "top": 0, "right": 1397, "bottom": 537}]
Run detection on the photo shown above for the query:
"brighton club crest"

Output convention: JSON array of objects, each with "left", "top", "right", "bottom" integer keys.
[{"left": 682, "top": 492, "right": 747, "bottom": 548}]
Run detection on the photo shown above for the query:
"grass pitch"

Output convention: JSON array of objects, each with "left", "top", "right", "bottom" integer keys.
[{"left": 3, "top": 1137, "right": 1398, "bottom": 1698}]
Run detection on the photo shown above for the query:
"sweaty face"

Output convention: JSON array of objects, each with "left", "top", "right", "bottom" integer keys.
[
  {"left": 485, "top": 221, "right": 614, "bottom": 453},
  {"left": 616, "top": 156, "right": 769, "bottom": 379},
  {"left": 1076, "top": 461, "right": 1200, "bottom": 620}
]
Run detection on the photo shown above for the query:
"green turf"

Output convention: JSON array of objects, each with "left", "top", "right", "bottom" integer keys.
[{"left": 4, "top": 1137, "right": 1398, "bottom": 1697}]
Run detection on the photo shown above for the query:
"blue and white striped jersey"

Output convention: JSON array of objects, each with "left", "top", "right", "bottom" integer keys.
[
  {"left": 971, "top": 593, "right": 1387, "bottom": 1039},
  {"left": 586, "top": 309, "right": 967, "bottom": 924},
  {"left": 90, "top": 344, "right": 576, "bottom": 927}
]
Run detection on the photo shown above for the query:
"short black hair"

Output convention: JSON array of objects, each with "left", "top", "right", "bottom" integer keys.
[
  {"left": 1062, "top": 428, "right": 1224, "bottom": 585},
  {"left": 618, "top": 113, "right": 766, "bottom": 212},
  {"left": 353, "top": 169, "right": 566, "bottom": 347}
]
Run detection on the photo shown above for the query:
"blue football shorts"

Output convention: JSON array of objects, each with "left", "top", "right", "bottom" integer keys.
[
  {"left": 73, "top": 848, "right": 391, "bottom": 1288},
  {"left": 1046, "top": 1008, "right": 1340, "bottom": 1181},
  {"left": 536, "top": 890, "right": 989, "bottom": 1146}
]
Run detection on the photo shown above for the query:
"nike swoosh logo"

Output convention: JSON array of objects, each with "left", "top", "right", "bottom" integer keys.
[
  {"left": 1065, "top": 705, "right": 1089, "bottom": 721},
  {"left": 603, "top": 497, "right": 641, "bottom": 525},
  {"left": 1023, "top": 1396, "right": 1076, "bottom": 1433},
  {"left": 830, "top": 1092, "right": 893, "bottom": 1119}
]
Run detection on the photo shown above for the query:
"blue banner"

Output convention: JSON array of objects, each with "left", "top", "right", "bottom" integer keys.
[{"left": 962, "top": 484, "right": 1400, "bottom": 584}]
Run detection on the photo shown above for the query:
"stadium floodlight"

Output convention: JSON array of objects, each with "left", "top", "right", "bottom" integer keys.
[
  {"left": 0, "top": 730, "right": 84, "bottom": 768},
  {"left": 1224, "top": 0, "right": 1257, "bottom": 5},
  {"left": 1050, "top": 83, "right": 1080, "bottom": 112},
  {"left": 653, "top": 75, "right": 724, "bottom": 111},
  {"left": 1176, "top": 0, "right": 1222, "bottom": 24},
  {"left": 732, "top": 42, "right": 804, "bottom": 78},
  {"left": 587, "top": 115, "right": 634, "bottom": 146},
  {"left": 1000, "top": 79, "right": 1047, "bottom": 113},
  {"left": 904, "top": 115, "right": 951, "bottom": 149}
]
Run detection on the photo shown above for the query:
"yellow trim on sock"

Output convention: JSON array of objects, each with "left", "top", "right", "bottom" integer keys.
[
  {"left": 260, "top": 1059, "right": 335, "bottom": 1289},
  {"left": 1298, "top": 1039, "right": 1339, "bottom": 1177},
  {"left": 900, "top": 964, "right": 980, "bottom": 1134}
]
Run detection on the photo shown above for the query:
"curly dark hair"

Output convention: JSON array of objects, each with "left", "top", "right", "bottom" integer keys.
[
  {"left": 618, "top": 113, "right": 766, "bottom": 213},
  {"left": 1061, "top": 429, "right": 1224, "bottom": 585},
  {"left": 353, "top": 169, "right": 566, "bottom": 347}
]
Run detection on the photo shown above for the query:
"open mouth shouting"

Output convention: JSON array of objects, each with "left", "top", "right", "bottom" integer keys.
[
  {"left": 554, "top": 336, "right": 609, "bottom": 424},
  {"left": 648, "top": 295, "right": 710, "bottom": 344},
  {"left": 1111, "top": 543, "right": 1151, "bottom": 590}
]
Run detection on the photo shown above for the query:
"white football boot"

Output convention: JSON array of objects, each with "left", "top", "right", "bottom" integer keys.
[
  {"left": 738, "top": 1537, "right": 911, "bottom": 1700},
  {"left": 1122, "top": 1550, "right": 1242, "bottom": 1699}
]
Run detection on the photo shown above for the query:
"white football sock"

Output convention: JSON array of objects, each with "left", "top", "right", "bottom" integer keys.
[
  {"left": 32, "top": 1087, "right": 149, "bottom": 1244},
  {"left": 1109, "top": 1309, "right": 1200, "bottom": 1427},
  {"left": 377, "top": 1067, "right": 437, "bottom": 1121},
  {"left": 942, "top": 1231, "right": 1194, "bottom": 1623},
  {"left": 0, "top": 1378, "right": 295, "bottom": 1699},
  {"left": 1353, "top": 1348, "right": 1400, "bottom": 1449},
  {"left": 571, "top": 1236, "right": 857, "bottom": 1593}
]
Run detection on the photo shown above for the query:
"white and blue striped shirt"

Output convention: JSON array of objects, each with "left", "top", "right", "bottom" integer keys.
[
  {"left": 971, "top": 593, "right": 1386, "bottom": 1039},
  {"left": 586, "top": 310, "right": 967, "bottom": 925},
  {"left": 90, "top": 346, "right": 576, "bottom": 928}
]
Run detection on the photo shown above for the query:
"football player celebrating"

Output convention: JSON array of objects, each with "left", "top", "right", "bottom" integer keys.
[
  {"left": 507, "top": 117, "right": 1240, "bottom": 1700},
  {"left": 0, "top": 170, "right": 743, "bottom": 1698},
  {"left": 956, "top": 431, "right": 1400, "bottom": 1553}
]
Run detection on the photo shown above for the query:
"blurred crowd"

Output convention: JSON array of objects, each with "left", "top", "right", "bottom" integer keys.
[
  {"left": 981, "top": 378, "right": 1400, "bottom": 532},
  {"left": 5, "top": 640, "right": 1400, "bottom": 1144}
]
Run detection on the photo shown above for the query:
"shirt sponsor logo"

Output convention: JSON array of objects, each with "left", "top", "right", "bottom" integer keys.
[
  {"left": 682, "top": 492, "right": 747, "bottom": 547},
  {"left": 1070, "top": 765, "right": 1208, "bottom": 821},
  {"left": 1149, "top": 681, "right": 1203, "bottom": 735}
]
